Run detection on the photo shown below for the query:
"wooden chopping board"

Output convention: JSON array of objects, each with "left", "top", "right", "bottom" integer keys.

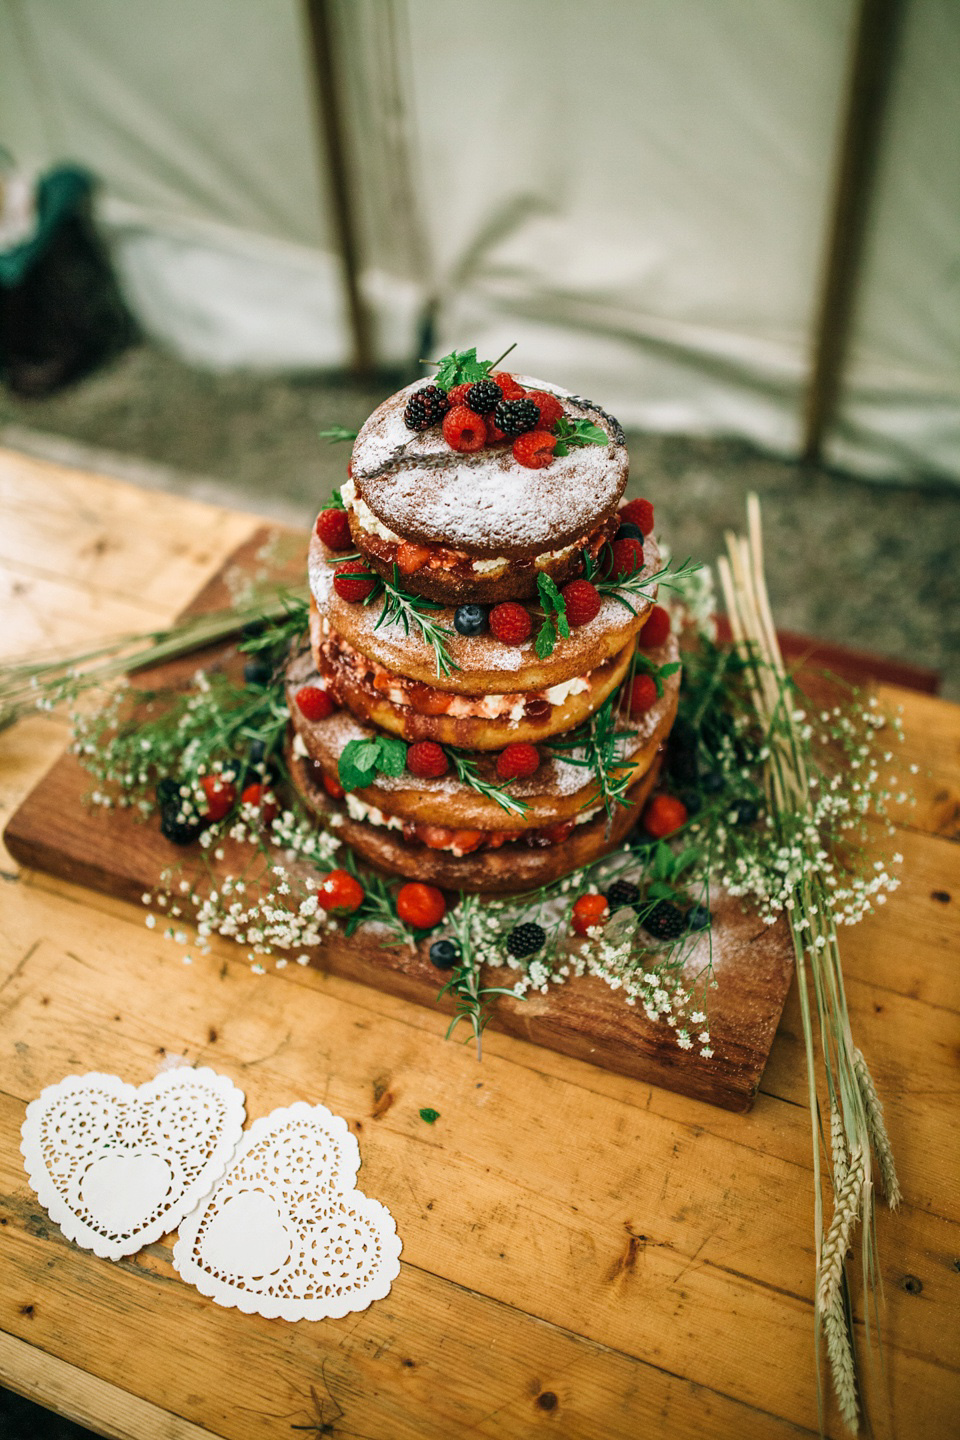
[{"left": 3, "top": 528, "right": 794, "bottom": 1113}]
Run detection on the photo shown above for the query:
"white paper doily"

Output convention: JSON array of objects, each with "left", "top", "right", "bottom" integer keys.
[
  {"left": 21, "top": 1067, "right": 246, "bottom": 1260},
  {"left": 172, "top": 1101, "right": 402, "bottom": 1321}
]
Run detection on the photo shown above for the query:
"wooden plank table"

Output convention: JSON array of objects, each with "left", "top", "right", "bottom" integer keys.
[{"left": 1, "top": 447, "right": 958, "bottom": 1440}]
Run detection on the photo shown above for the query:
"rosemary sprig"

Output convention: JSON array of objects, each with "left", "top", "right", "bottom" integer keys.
[
  {"left": 339, "top": 851, "right": 423, "bottom": 948},
  {"left": 364, "top": 565, "right": 459, "bottom": 679},
  {"left": 548, "top": 694, "right": 637, "bottom": 818},
  {"left": 437, "top": 895, "right": 521, "bottom": 1058},
  {"left": 318, "top": 425, "right": 359, "bottom": 443},
  {"left": 446, "top": 749, "right": 529, "bottom": 817},
  {"left": 584, "top": 550, "right": 703, "bottom": 617}
]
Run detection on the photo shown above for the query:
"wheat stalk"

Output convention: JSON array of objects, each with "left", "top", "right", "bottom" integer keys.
[
  {"left": 822, "top": 1289, "right": 860, "bottom": 1431},
  {"left": 817, "top": 1146, "right": 865, "bottom": 1314},
  {"left": 853, "top": 1047, "right": 902, "bottom": 1208}
]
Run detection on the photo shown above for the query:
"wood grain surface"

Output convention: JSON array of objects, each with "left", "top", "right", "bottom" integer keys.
[{"left": 1, "top": 447, "right": 958, "bottom": 1440}]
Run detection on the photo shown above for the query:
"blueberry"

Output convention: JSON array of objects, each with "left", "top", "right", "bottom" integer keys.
[
  {"left": 687, "top": 904, "right": 711, "bottom": 931},
  {"left": 733, "top": 798, "right": 758, "bottom": 825},
  {"left": 454, "top": 604, "right": 489, "bottom": 637},
  {"left": 701, "top": 769, "right": 725, "bottom": 794},
  {"left": 615, "top": 521, "right": 644, "bottom": 542},
  {"left": 244, "top": 660, "right": 272, "bottom": 686},
  {"left": 679, "top": 790, "right": 702, "bottom": 816},
  {"left": 248, "top": 739, "right": 266, "bottom": 764},
  {"left": 429, "top": 938, "right": 461, "bottom": 969}
]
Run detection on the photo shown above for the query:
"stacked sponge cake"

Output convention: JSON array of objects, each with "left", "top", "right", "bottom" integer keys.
[{"left": 286, "top": 363, "right": 679, "bottom": 893}]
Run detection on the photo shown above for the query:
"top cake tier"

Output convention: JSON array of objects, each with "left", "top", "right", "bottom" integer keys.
[{"left": 345, "top": 375, "right": 629, "bottom": 604}]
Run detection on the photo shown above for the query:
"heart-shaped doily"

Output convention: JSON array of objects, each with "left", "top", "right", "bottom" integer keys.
[
  {"left": 172, "top": 1101, "right": 401, "bottom": 1320},
  {"left": 21, "top": 1067, "right": 246, "bottom": 1260}
]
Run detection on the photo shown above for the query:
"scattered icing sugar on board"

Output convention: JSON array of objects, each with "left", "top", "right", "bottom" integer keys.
[{"left": 350, "top": 377, "right": 628, "bottom": 554}]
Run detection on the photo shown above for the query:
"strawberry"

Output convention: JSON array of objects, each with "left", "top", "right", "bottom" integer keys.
[
  {"left": 447, "top": 382, "right": 473, "bottom": 407},
  {"left": 512, "top": 430, "right": 556, "bottom": 469},
  {"left": 603, "top": 536, "right": 644, "bottom": 579},
  {"left": 540, "top": 818, "right": 575, "bottom": 845},
  {"left": 496, "top": 743, "right": 540, "bottom": 780},
  {"left": 529, "top": 390, "right": 564, "bottom": 429},
  {"left": 200, "top": 774, "right": 236, "bottom": 822},
  {"left": 318, "top": 868, "right": 365, "bottom": 915},
  {"left": 396, "top": 541, "right": 432, "bottom": 575},
  {"left": 442, "top": 405, "right": 487, "bottom": 452},
  {"left": 572, "top": 893, "right": 609, "bottom": 935},
  {"left": 626, "top": 674, "right": 658, "bottom": 716},
  {"left": 620, "top": 497, "right": 655, "bottom": 535},
  {"left": 321, "top": 771, "right": 345, "bottom": 800},
  {"left": 395, "top": 882, "right": 446, "bottom": 929},
  {"left": 295, "top": 684, "right": 335, "bottom": 721},
  {"left": 407, "top": 741, "right": 448, "bottom": 779},
  {"left": 643, "top": 794, "right": 688, "bottom": 838},
  {"left": 489, "top": 602, "right": 532, "bottom": 645},
  {"left": 333, "top": 560, "right": 377, "bottom": 603},
  {"left": 240, "top": 782, "right": 278, "bottom": 825},
  {"left": 315, "top": 507, "right": 352, "bottom": 551},
  {"left": 406, "top": 681, "right": 453, "bottom": 716},
  {"left": 561, "top": 578, "right": 601, "bottom": 627},
  {"left": 418, "top": 824, "right": 484, "bottom": 855},
  {"left": 639, "top": 604, "right": 671, "bottom": 649}
]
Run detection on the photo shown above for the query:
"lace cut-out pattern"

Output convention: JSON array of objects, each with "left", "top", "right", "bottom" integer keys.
[
  {"left": 20, "top": 1068, "right": 246, "bottom": 1261},
  {"left": 173, "top": 1101, "right": 402, "bottom": 1321}
]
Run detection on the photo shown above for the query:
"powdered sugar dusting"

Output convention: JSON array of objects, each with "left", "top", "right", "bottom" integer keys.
[{"left": 350, "top": 377, "right": 628, "bottom": 555}]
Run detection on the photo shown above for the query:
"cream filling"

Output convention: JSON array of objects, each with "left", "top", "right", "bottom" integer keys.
[
  {"left": 292, "top": 732, "right": 310, "bottom": 760},
  {"left": 344, "top": 793, "right": 603, "bottom": 851}
]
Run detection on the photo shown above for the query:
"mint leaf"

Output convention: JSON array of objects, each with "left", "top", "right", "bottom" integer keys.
[
  {"left": 648, "top": 881, "right": 676, "bottom": 902},
  {"left": 555, "top": 417, "right": 608, "bottom": 450},
  {"left": 433, "top": 347, "right": 488, "bottom": 390},
  {"left": 319, "top": 425, "right": 358, "bottom": 443},
  {"left": 377, "top": 734, "right": 408, "bottom": 777},
  {"left": 653, "top": 841, "right": 673, "bottom": 880},
  {"left": 328, "top": 487, "right": 345, "bottom": 511},
  {"left": 339, "top": 738, "right": 380, "bottom": 790},
  {"left": 419, "top": 1107, "right": 440, "bottom": 1124},
  {"left": 536, "top": 573, "right": 569, "bottom": 658},
  {"left": 535, "top": 616, "right": 557, "bottom": 659}
]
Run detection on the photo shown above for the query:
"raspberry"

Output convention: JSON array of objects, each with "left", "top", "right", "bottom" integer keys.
[
  {"left": 505, "top": 922, "right": 546, "bottom": 958},
  {"left": 642, "top": 901, "right": 686, "bottom": 941},
  {"left": 407, "top": 741, "right": 448, "bottom": 779},
  {"left": 240, "top": 782, "right": 278, "bottom": 825},
  {"left": 333, "top": 560, "right": 376, "bottom": 603},
  {"left": 528, "top": 390, "right": 564, "bottom": 429},
  {"left": 318, "top": 868, "right": 365, "bottom": 916},
  {"left": 315, "top": 507, "right": 351, "bottom": 550},
  {"left": 572, "top": 893, "right": 609, "bottom": 935},
  {"left": 446, "top": 382, "right": 472, "bottom": 407},
  {"left": 620, "top": 498, "right": 655, "bottom": 535},
  {"left": 295, "top": 684, "right": 335, "bottom": 721},
  {"left": 395, "top": 882, "right": 446, "bottom": 930},
  {"left": 512, "top": 431, "right": 556, "bottom": 469},
  {"left": 489, "top": 602, "right": 532, "bottom": 645},
  {"left": 200, "top": 774, "right": 236, "bottom": 822},
  {"left": 485, "top": 419, "right": 508, "bottom": 444},
  {"left": 643, "top": 794, "right": 688, "bottom": 838},
  {"left": 465, "top": 378, "right": 501, "bottom": 413},
  {"left": 442, "top": 404, "right": 487, "bottom": 452},
  {"left": 561, "top": 578, "right": 601, "bottom": 627},
  {"left": 494, "top": 397, "right": 540, "bottom": 437},
  {"left": 495, "top": 742, "right": 540, "bottom": 780},
  {"left": 605, "top": 536, "right": 645, "bottom": 579},
  {"left": 322, "top": 771, "right": 345, "bottom": 800},
  {"left": 491, "top": 371, "right": 525, "bottom": 399},
  {"left": 639, "top": 604, "right": 671, "bottom": 648},
  {"left": 404, "top": 384, "right": 449, "bottom": 431},
  {"left": 626, "top": 674, "right": 658, "bottom": 716}
]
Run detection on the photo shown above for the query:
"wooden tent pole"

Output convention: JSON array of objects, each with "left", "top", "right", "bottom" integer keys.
[
  {"left": 303, "top": 0, "right": 375, "bottom": 377},
  {"left": 801, "top": 0, "right": 904, "bottom": 462}
]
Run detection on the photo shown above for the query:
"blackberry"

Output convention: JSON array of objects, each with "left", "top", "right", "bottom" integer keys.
[
  {"left": 243, "top": 660, "right": 271, "bottom": 686},
  {"left": 429, "top": 938, "right": 461, "bottom": 970},
  {"left": 506, "top": 922, "right": 546, "bottom": 959},
  {"left": 454, "top": 603, "right": 489, "bottom": 637},
  {"left": 615, "top": 522, "right": 644, "bottom": 542},
  {"left": 606, "top": 879, "right": 640, "bottom": 911},
  {"left": 494, "top": 398, "right": 540, "bottom": 437},
  {"left": 732, "top": 798, "right": 758, "bottom": 826},
  {"left": 156, "top": 780, "right": 202, "bottom": 846},
  {"left": 687, "top": 904, "right": 711, "bottom": 931},
  {"left": 465, "top": 378, "right": 501, "bottom": 414},
  {"left": 641, "top": 901, "right": 686, "bottom": 942},
  {"left": 404, "top": 384, "right": 449, "bottom": 431}
]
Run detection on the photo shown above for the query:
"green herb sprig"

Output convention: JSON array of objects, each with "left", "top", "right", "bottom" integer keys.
[
  {"left": 362, "top": 565, "right": 459, "bottom": 679},
  {"left": 425, "top": 342, "right": 517, "bottom": 392},
  {"left": 437, "top": 895, "right": 522, "bottom": 1058},
  {"left": 553, "top": 416, "right": 608, "bottom": 454},
  {"left": 338, "top": 733, "right": 408, "bottom": 791},
  {"left": 548, "top": 694, "right": 637, "bottom": 819},
  {"left": 319, "top": 425, "right": 359, "bottom": 444},
  {"left": 534, "top": 573, "right": 570, "bottom": 659},
  {"left": 446, "top": 749, "right": 530, "bottom": 817},
  {"left": 584, "top": 550, "right": 703, "bottom": 617}
]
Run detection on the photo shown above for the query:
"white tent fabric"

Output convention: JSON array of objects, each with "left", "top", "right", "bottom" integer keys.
[{"left": 1, "top": 0, "right": 957, "bottom": 482}]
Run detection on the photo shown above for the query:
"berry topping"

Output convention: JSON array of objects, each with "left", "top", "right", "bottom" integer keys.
[
  {"left": 429, "top": 937, "right": 461, "bottom": 969},
  {"left": 615, "top": 521, "right": 644, "bottom": 542},
  {"left": 604, "top": 536, "right": 645, "bottom": 579},
  {"left": 315, "top": 507, "right": 352, "bottom": 550},
  {"left": 495, "top": 742, "right": 540, "bottom": 780},
  {"left": 572, "top": 893, "right": 609, "bottom": 935},
  {"left": 639, "top": 604, "right": 671, "bottom": 648},
  {"left": 454, "top": 603, "right": 489, "bottom": 636},
  {"left": 643, "top": 794, "right": 689, "bottom": 838},
  {"left": 406, "top": 681, "right": 454, "bottom": 716},
  {"left": 489, "top": 601, "right": 532, "bottom": 645},
  {"left": 407, "top": 741, "right": 449, "bottom": 779},
  {"left": 606, "top": 878, "right": 640, "bottom": 911},
  {"left": 333, "top": 560, "right": 377, "bottom": 603},
  {"left": 243, "top": 660, "right": 272, "bottom": 686},
  {"left": 157, "top": 778, "right": 202, "bottom": 846},
  {"left": 688, "top": 904, "right": 711, "bottom": 931},
  {"left": 512, "top": 430, "right": 557, "bottom": 468},
  {"left": 528, "top": 390, "right": 564, "bottom": 429},
  {"left": 240, "top": 782, "right": 278, "bottom": 825},
  {"left": 732, "top": 798, "right": 759, "bottom": 826},
  {"left": 318, "top": 868, "right": 365, "bottom": 916},
  {"left": 322, "top": 771, "right": 345, "bottom": 800},
  {"left": 465, "top": 378, "right": 502, "bottom": 414},
  {"left": 620, "top": 498, "right": 655, "bottom": 535},
  {"left": 395, "top": 882, "right": 446, "bottom": 930},
  {"left": 491, "top": 371, "right": 525, "bottom": 399},
  {"left": 506, "top": 922, "right": 546, "bottom": 958},
  {"left": 494, "top": 397, "right": 541, "bottom": 437},
  {"left": 442, "top": 404, "right": 487, "bottom": 452},
  {"left": 404, "top": 384, "right": 449, "bottom": 431},
  {"left": 200, "top": 774, "right": 236, "bottom": 822},
  {"left": 561, "top": 578, "right": 601, "bottom": 627},
  {"left": 642, "top": 900, "right": 686, "bottom": 941},
  {"left": 485, "top": 418, "right": 508, "bottom": 444},
  {"left": 295, "top": 684, "right": 335, "bottom": 721},
  {"left": 396, "top": 541, "right": 432, "bottom": 575},
  {"left": 446, "top": 382, "right": 473, "bottom": 407},
  {"left": 626, "top": 674, "right": 658, "bottom": 716}
]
